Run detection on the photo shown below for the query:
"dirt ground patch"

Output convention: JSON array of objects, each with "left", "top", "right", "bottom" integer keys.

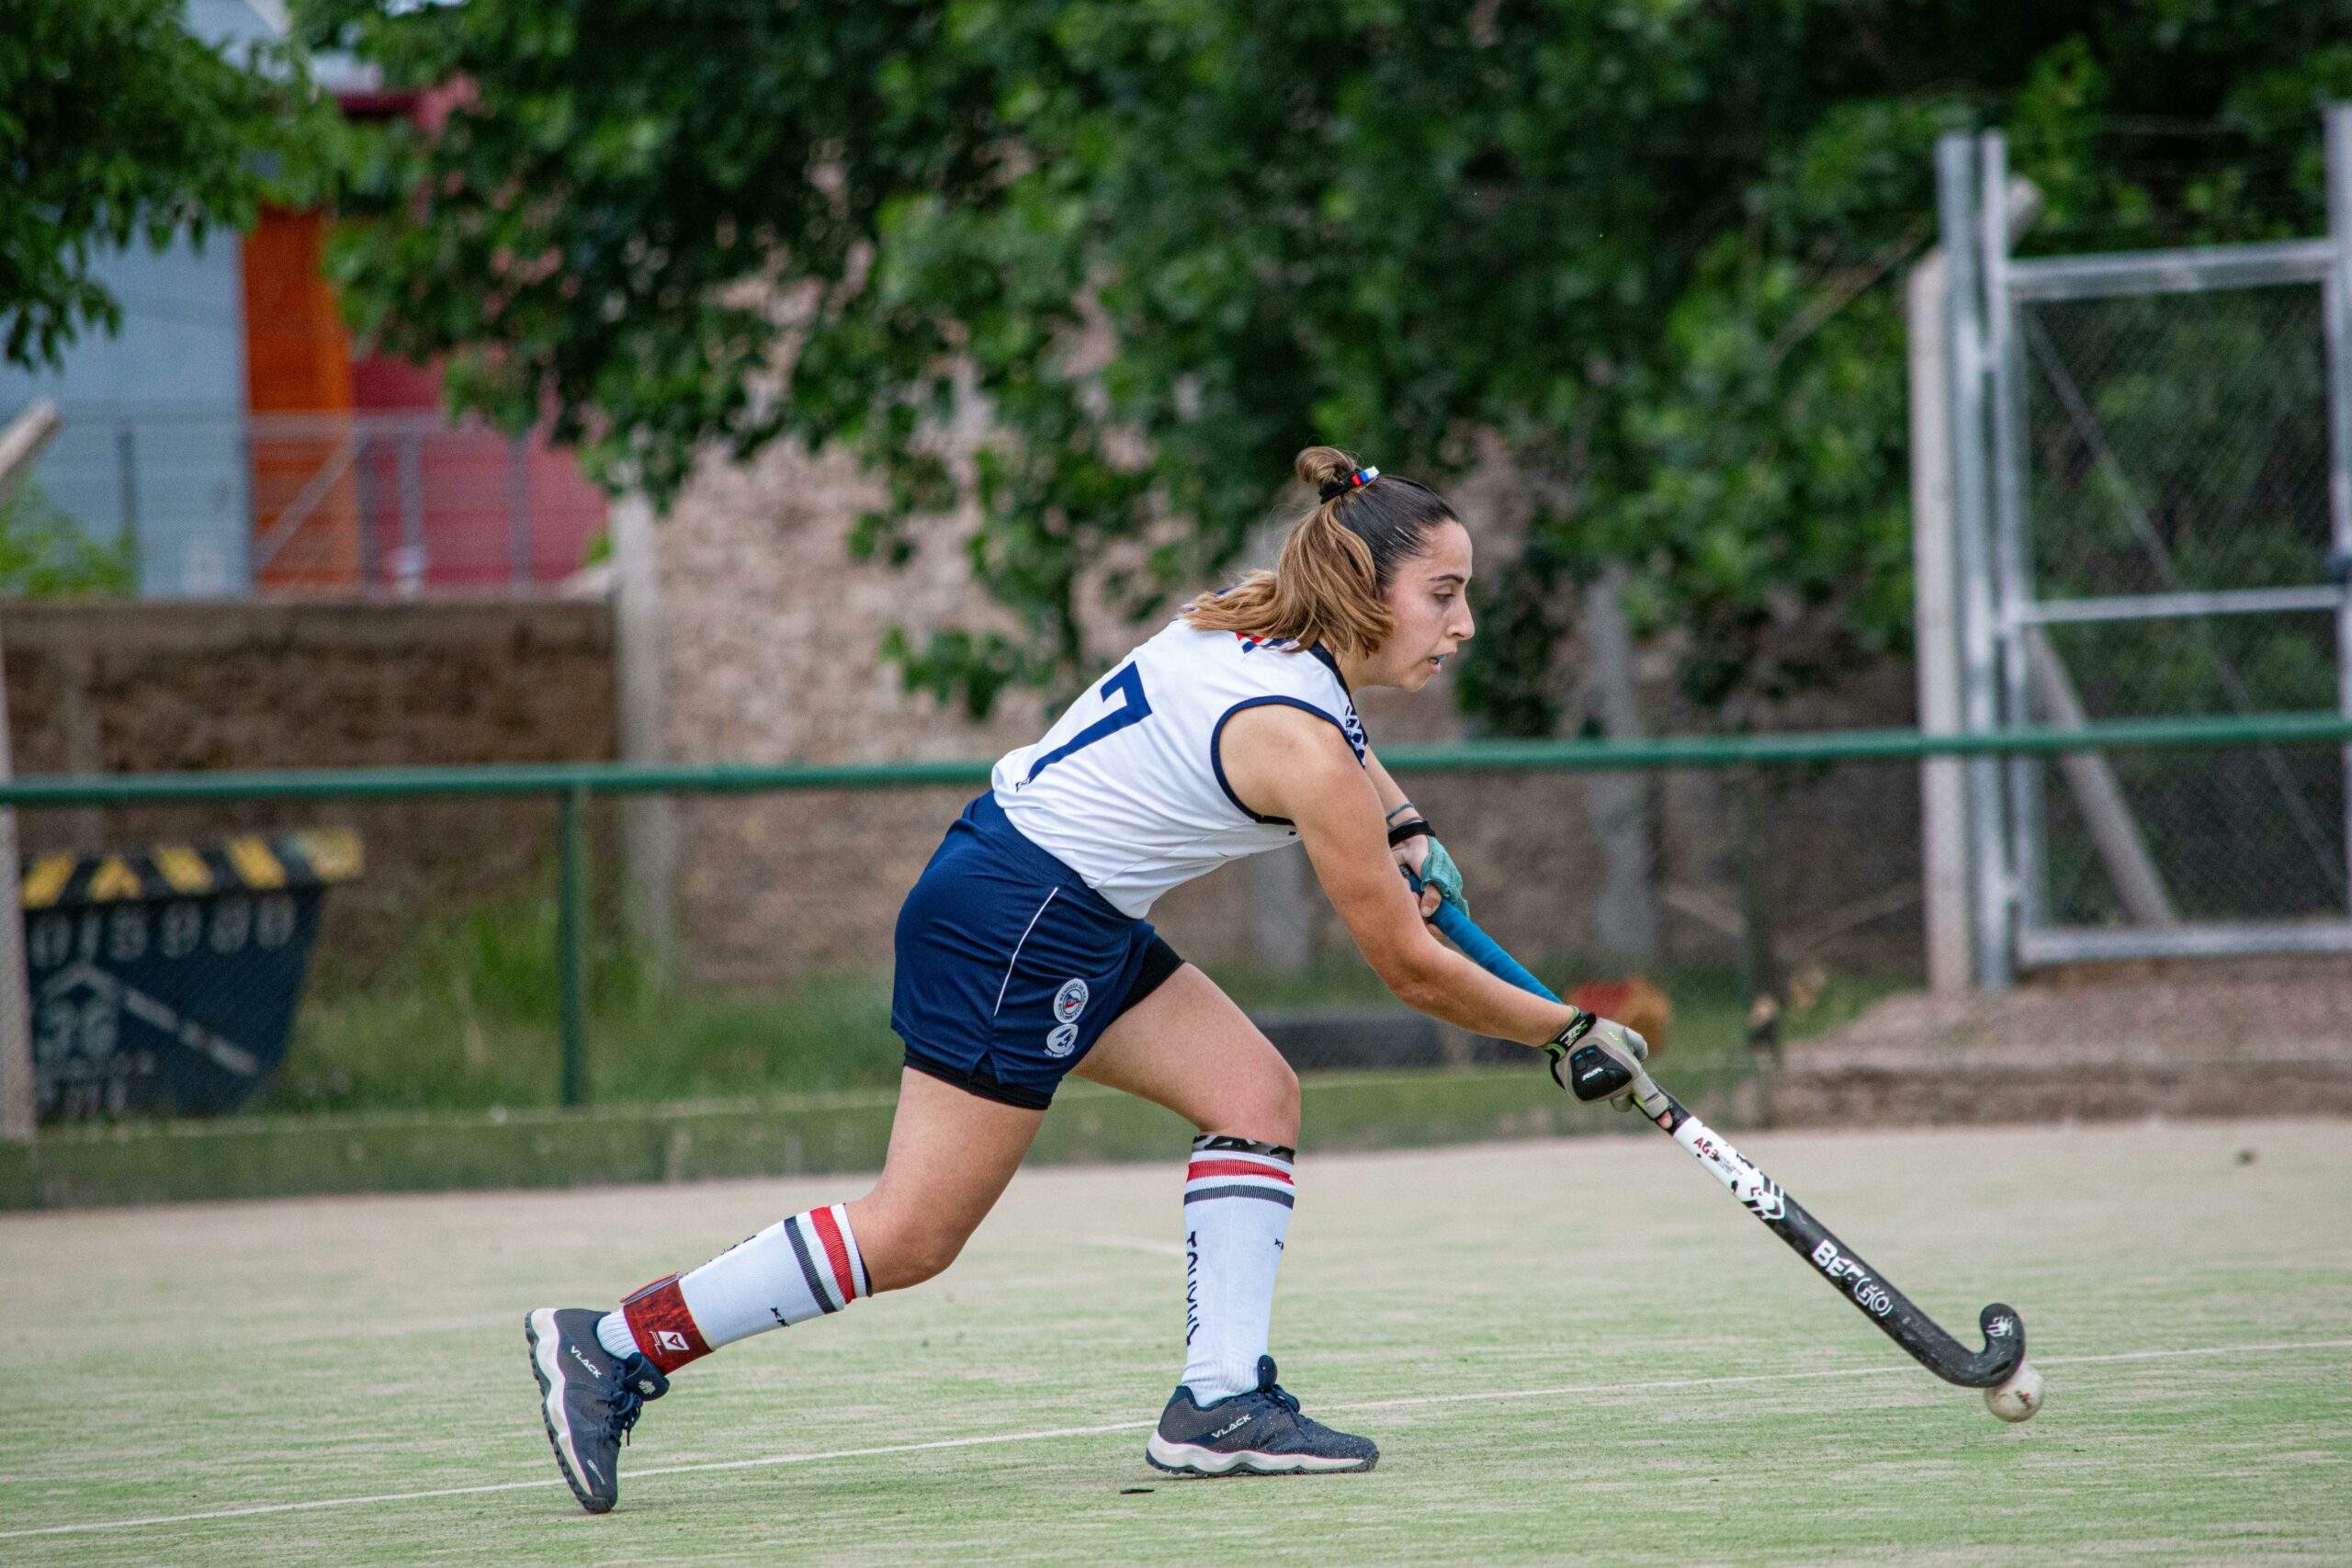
[{"left": 1773, "top": 957, "right": 2352, "bottom": 1126}]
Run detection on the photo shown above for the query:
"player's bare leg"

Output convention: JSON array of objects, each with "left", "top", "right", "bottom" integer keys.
[
  {"left": 1076, "top": 962, "right": 1299, "bottom": 1144},
  {"left": 847, "top": 1069, "right": 1045, "bottom": 1291},
  {"left": 1077, "top": 964, "right": 1377, "bottom": 1475}
]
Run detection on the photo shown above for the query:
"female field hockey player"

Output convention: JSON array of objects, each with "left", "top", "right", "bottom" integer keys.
[{"left": 527, "top": 446, "right": 1648, "bottom": 1512}]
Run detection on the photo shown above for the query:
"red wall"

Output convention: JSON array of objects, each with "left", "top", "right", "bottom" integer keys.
[{"left": 239, "top": 203, "right": 609, "bottom": 594}]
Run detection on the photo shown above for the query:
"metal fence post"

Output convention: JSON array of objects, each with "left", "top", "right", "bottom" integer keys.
[
  {"left": 1937, "top": 131, "right": 2015, "bottom": 990},
  {"left": 1979, "top": 132, "right": 2049, "bottom": 942},
  {"left": 558, "top": 784, "right": 589, "bottom": 1108},
  {"left": 354, "top": 430, "right": 378, "bottom": 591},
  {"left": 116, "top": 423, "right": 139, "bottom": 550},
  {"left": 2323, "top": 102, "right": 2352, "bottom": 915},
  {"left": 507, "top": 434, "right": 534, "bottom": 591},
  {"left": 1735, "top": 764, "right": 1783, "bottom": 1064},
  {"left": 396, "top": 428, "right": 425, "bottom": 596}
]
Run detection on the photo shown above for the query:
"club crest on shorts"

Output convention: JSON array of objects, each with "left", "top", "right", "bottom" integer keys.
[
  {"left": 1045, "top": 1021, "right": 1080, "bottom": 1057},
  {"left": 1053, "top": 977, "right": 1091, "bottom": 1023}
]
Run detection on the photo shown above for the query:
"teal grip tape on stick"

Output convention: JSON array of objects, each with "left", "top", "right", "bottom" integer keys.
[{"left": 1425, "top": 890, "right": 1560, "bottom": 1004}]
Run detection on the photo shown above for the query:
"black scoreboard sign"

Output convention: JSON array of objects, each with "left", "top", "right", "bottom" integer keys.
[{"left": 19, "top": 829, "right": 362, "bottom": 1122}]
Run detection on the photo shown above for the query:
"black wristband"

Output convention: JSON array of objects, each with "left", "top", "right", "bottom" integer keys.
[
  {"left": 1387, "top": 818, "right": 1432, "bottom": 848},
  {"left": 1546, "top": 1009, "right": 1597, "bottom": 1054}
]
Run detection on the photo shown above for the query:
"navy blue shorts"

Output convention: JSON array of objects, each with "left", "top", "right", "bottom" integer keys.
[{"left": 892, "top": 794, "right": 1184, "bottom": 1109}]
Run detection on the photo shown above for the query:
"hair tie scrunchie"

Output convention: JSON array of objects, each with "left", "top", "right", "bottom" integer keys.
[{"left": 1317, "top": 466, "right": 1379, "bottom": 502}]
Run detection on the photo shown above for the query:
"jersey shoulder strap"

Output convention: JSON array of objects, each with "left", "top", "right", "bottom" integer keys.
[{"left": 1150, "top": 622, "right": 1366, "bottom": 768}]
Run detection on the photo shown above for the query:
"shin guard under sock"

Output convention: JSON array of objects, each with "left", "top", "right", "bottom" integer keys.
[
  {"left": 598, "top": 1202, "right": 867, "bottom": 1373},
  {"left": 1180, "top": 1134, "right": 1295, "bottom": 1401}
]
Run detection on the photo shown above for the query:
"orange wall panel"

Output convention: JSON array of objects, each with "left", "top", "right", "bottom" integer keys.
[
  {"left": 242, "top": 206, "right": 354, "bottom": 412},
  {"left": 243, "top": 207, "right": 357, "bottom": 588}
]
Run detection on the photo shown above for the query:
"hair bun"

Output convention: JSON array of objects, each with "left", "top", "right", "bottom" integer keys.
[{"left": 1294, "top": 445, "right": 1357, "bottom": 492}]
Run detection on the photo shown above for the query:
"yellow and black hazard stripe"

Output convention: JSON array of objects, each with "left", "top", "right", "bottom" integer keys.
[{"left": 19, "top": 829, "right": 364, "bottom": 909}]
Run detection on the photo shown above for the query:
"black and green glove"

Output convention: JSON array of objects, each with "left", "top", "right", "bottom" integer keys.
[{"left": 1545, "top": 1009, "right": 1651, "bottom": 1111}]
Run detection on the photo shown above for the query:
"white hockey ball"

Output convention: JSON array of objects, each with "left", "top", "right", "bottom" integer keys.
[{"left": 1984, "top": 1360, "right": 2044, "bottom": 1423}]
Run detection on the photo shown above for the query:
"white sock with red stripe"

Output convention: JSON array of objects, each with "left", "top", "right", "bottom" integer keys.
[
  {"left": 1181, "top": 1134, "right": 1296, "bottom": 1402},
  {"left": 594, "top": 1203, "right": 867, "bottom": 1372}
]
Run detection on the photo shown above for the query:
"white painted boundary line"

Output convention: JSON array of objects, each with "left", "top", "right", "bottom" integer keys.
[
  {"left": 1329, "top": 1337, "right": 2352, "bottom": 1414},
  {"left": 6, "top": 1337, "right": 2346, "bottom": 1542},
  {"left": 0, "top": 1421, "right": 1154, "bottom": 1543},
  {"left": 1078, "top": 1235, "right": 1188, "bottom": 1259}
]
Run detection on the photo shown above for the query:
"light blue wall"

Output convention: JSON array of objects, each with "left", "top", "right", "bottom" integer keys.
[
  {"left": 0, "top": 236, "right": 255, "bottom": 597},
  {"left": 184, "top": 0, "right": 285, "bottom": 56},
  {"left": 0, "top": 0, "right": 286, "bottom": 597}
]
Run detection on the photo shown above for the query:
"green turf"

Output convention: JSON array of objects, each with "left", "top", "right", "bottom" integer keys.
[{"left": 5, "top": 1119, "right": 2346, "bottom": 1564}]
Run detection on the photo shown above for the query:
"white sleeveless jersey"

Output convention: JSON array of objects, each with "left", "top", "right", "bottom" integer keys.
[{"left": 991, "top": 619, "right": 1368, "bottom": 918}]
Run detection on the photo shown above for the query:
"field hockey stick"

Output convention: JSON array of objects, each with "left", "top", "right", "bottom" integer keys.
[{"left": 1423, "top": 892, "right": 2035, "bottom": 1403}]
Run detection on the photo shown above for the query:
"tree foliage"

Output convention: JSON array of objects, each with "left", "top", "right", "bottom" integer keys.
[
  {"left": 0, "top": 0, "right": 322, "bottom": 369},
  {"left": 0, "top": 479, "right": 136, "bottom": 597},
  {"left": 302, "top": 0, "right": 2352, "bottom": 728}
]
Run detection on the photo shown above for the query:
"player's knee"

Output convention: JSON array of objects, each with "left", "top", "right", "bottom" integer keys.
[
  {"left": 857, "top": 1211, "right": 969, "bottom": 1292},
  {"left": 1211, "top": 1056, "right": 1299, "bottom": 1147},
  {"left": 1269, "top": 1058, "right": 1301, "bottom": 1132},
  {"left": 885, "top": 1234, "right": 965, "bottom": 1289}
]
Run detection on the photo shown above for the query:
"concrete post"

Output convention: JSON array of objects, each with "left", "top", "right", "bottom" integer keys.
[
  {"left": 1907, "top": 253, "right": 1971, "bottom": 994},
  {"left": 612, "top": 489, "right": 680, "bottom": 979},
  {"left": 0, "top": 401, "right": 56, "bottom": 1141},
  {"left": 0, "top": 623, "right": 30, "bottom": 1143},
  {"left": 1582, "top": 563, "right": 1660, "bottom": 962}
]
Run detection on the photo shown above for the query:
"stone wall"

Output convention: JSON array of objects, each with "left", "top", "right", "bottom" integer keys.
[
  {"left": 651, "top": 439, "right": 1047, "bottom": 984},
  {"left": 2, "top": 599, "right": 617, "bottom": 973},
  {"left": 648, "top": 441, "right": 1927, "bottom": 987}
]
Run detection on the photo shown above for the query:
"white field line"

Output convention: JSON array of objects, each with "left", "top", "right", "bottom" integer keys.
[
  {"left": 1321, "top": 1337, "right": 2352, "bottom": 1414},
  {"left": 1077, "top": 1235, "right": 1188, "bottom": 1258},
  {"left": 6, "top": 1337, "right": 2346, "bottom": 1543}
]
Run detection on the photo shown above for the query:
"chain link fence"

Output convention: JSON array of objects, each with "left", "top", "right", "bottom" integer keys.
[
  {"left": 1934, "top": 114, "right": 2352, "bottom": 979},
  {"left": 9, "top": 718, "right": 2347, "bottom": 1131},
  {"left": 9, "top": 407, "right": 609, "bottom": 597},
  {"left": 2019, "top": 283, "right": 2346, "bottom": 928}
]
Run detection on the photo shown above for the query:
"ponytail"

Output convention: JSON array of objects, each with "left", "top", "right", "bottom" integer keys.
[{"left": 1184, "top": 446, "right": 1456, "bottom": 660}]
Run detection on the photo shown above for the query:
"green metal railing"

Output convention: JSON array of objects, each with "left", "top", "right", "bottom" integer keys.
[
  {"left": 8, "top": 708, "right": 2349, "bottom": 1107},
  {"left": 5, "top": 709, "right": 2350, "bottom": 807}
]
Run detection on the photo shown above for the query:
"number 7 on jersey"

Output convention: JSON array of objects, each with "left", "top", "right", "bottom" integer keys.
[{"left": 1022, "top": 663, "right": 1153, "bottom": 784}]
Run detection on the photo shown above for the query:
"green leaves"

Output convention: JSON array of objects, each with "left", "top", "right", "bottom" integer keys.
[
  {"left": 0, "top": 479, "right": 135, "bottom": 598},
  {"left": 0, "top": 0, "right": 324, "bottom": 370},
  {"left": 303, "top": 0, "right": 2352, "bottom": 728}
]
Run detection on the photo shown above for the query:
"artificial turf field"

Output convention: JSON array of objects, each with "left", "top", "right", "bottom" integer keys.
[{"left": 5, "top": 1118, "right": 2348, "bottom": 1565}]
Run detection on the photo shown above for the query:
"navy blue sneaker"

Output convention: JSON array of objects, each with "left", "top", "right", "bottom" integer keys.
[
  {"left": 525, "top": 1307, "right": 669, "bottom": 1513},
  {"left": 1146, "top": 1356, "right": 1378, "bottom": 1476}
]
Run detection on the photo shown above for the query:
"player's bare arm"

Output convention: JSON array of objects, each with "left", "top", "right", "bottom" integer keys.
[
  {"left": 1360, "top": 744, "right": 1442, "bottom": 918},
  {"left": 1218, "top": 704, "right": 1574, "bottom": 1046}
]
